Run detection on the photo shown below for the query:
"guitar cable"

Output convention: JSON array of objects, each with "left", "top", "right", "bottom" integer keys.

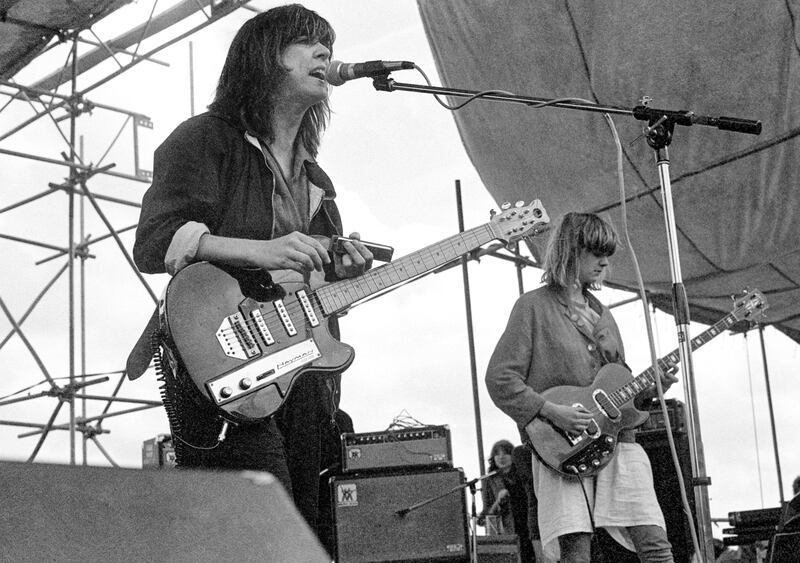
[
  {"left": 567, "top": 466, "right": 597, "bottom": 533},
  {"left": 603, "top": 112, "right": 704, "bottom": 560},
  {"left": 152, "top": 328, "right": 227, "bottom": 452}
]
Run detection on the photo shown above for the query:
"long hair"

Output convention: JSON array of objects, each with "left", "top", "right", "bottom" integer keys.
[
  {"left": 487, "top": 439, "right": 514, "bottom": 472},
  {"left": 208, "top": 4, "right": 334, "bottom": 156},
  {"left": 541, "top": 212, "right": 617, "bottom": 290}
]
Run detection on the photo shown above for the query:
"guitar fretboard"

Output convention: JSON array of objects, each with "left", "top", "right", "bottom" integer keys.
[
  {"left": 314, "top": 224, "right": 496, "bottom": 315},
  {"left": 608, "top": 311, "right": 742, "bottom": 407}
]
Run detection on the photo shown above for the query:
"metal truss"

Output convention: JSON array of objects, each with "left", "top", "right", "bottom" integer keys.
[{"left": 0, "top": 0, "right": 253, "bottom": 466}]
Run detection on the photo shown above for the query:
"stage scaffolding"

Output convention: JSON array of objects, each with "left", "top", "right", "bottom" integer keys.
[{"left": 0, "top": 0, "right": 254, "bottom": 466}]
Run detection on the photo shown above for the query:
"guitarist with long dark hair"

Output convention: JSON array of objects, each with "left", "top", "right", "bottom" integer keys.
[
  {"left": 132, "top": 4, "right": 371, "bottom": 552},
  {"left": 485, "top": 212, "right": 677, "bottom": 563}
]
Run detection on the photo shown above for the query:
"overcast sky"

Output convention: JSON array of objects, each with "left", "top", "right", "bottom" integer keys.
[{"left": 1, "top": 0, "right": 797, "bottom": 535}]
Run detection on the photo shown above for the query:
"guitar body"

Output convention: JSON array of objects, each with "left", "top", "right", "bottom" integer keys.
[
  {"left": 161, "top": 262, "right": 354, "bottom": 423},
  {"left": 526, "top": 363, "right": 649, "bottom": 478}
]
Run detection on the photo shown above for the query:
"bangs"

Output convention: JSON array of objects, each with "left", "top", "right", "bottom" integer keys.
[
  {"left": 579, "top": 215, "right": 617, "bottom": 257},
  {"left": 490, "top": 440, "right": 514, "bottom": 457},
  {"left": 281, "top": 5, "right": 335, "bottom": 51}
]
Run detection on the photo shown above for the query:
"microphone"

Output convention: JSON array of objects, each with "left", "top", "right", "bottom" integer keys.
[{"left": 326, "top": 59, "right": 415, "bottom": 86}]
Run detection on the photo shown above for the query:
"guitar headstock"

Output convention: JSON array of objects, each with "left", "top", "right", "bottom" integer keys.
[
  {"left": 730, "top": 288, "right": 769, "bottom": 323},
  {"left": 489, "top": 199, "right": 550, "bottom": 244}
]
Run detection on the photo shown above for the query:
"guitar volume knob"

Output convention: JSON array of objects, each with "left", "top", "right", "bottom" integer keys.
[
  {"left": 239, "top": 378, "right": 252, "bottom": 390},
  {"left": 219, "top": 386, "right": 233, "bottom": 399}
]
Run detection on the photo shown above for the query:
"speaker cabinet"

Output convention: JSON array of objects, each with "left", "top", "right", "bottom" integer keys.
[
  {"left": 770, "top": 494, "right": 800, "bottom": 563},
  {"left": 769, "top": 531, "right": 800, "bottom": 562},
  {"left": 637, "top": 430, "right": 696, "bottom": 563},
  {"left": 0, "top": 461, "right": 329, "bottom": 562},
  {"left": 331, "top": 468, "right": 469, "bottom": 562}
]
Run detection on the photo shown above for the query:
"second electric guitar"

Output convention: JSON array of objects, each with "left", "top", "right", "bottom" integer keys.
[{"left": 525, "top": 288, "right": 767, "bottom": 478}]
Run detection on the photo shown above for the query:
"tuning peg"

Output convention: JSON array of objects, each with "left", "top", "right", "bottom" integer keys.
[
  {"left": 515, "top": 200, "right": 525, "bottom": 208},
  {"left": 489, "top": 209, "right": 497, "bottom": 218},
  {"left": 501, "top": 202, "right": 512, "bottom": 210}
]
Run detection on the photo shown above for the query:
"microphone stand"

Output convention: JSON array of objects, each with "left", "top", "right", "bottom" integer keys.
[
  {"left": 395, "top": 469, "right": 498, "bottom": 563},
  {"left": 371, "top": 73, "right": 762, "bottom": 563}
]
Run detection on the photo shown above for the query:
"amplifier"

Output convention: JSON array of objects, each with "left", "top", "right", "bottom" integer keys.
[
  {"left": 142, "top": 434, "right": 176, "bottom": 469},
  {"left": 342, "top": 425, "right": 452, "bottom": 473},
  {"left": 636, "top": 398, "right": 686, "bottom": 436}
]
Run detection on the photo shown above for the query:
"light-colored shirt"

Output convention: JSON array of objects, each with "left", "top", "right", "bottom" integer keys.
[{"left": 163, "top": 132, "right": 325, "bottom": 275}]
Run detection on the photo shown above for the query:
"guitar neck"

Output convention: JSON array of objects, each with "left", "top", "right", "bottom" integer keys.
[
  {"left": 314, "top": 223, "right": 496, "bottom": 315},
  {"left": 612, "top": 310, "right": 741, "bottom": 406}
]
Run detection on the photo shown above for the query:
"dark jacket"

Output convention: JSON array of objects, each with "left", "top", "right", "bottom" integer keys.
[{"left": 133, "top": 111, "right": 342, "bottom": 274}]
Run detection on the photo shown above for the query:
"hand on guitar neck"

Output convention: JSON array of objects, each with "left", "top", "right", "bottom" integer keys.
[{"left": 329, "top": 232, "right": 374, "bottom": 279}]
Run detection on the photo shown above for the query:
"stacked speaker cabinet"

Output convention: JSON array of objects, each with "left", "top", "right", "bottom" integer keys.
[
  {"left": 768, "top": 492, "right": 800, "bottom": 563},
  {"left": 636, "top": 405, "right": 696, "bottom": 563},
  {"left": 331, "top": 426, "right": 468, "bottom": 562}
]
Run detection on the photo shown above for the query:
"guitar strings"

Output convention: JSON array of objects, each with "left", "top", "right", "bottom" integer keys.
[
  {"left": 215, "top": 223, "right": 501, "bottom": 342},
  {"left": 216, "top": 223, "right": 497, "bottom": 335}
]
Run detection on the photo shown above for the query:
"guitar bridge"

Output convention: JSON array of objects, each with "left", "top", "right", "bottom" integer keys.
[
  {"left": 558, "top": 417, "right": 601, "bottom": 447},
  {"left": 216, "top": 312, "right": 260, "bottom": 360}
]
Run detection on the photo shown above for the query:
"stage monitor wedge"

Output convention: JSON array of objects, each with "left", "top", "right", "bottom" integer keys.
[{"left": 0, "top": 461, "right": 329, "bottom": 563}]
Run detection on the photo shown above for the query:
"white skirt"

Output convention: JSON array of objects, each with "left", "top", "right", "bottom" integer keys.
[{"left": 532, "top": 441, "right": 667, "bottom": 561}]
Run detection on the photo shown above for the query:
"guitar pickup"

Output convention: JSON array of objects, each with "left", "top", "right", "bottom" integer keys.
[
  {"left": 593, "top": 389, "right": 621, "bottom": 420},
  {"left": 296, "top": 289, "right": 320, "bottom": 327},
  {"left": 251, "top": 309, "right": 275, "bottom": 345},
  {"left": 274, "top": 298, "right": 297, "bottom": 336}
]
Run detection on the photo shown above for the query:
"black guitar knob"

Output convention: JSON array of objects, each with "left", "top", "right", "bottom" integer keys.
[
  {"left": 220, "top": 386, "right": 233, "bottom": 399},
  {"left": 239, "top": 378, "right": 252, "bottom": 390}
]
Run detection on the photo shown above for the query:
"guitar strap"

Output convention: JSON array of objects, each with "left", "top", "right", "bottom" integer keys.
[
  {"left": 567, "top": 293, "right": 629, "bottom": 371},
  {"left": 125, "top": 307, "right": 159, "bottom": 380}
]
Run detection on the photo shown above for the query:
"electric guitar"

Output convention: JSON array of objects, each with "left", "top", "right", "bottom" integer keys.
[
  {"left": 525, "top": 288, "right": 768, "bottom": 478},
  {"left": 160, "top": 200, "right": 549, "bottom": 423}
]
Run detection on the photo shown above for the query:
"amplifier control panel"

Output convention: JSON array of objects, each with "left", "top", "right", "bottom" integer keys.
[{"left": 342, "top": 425, "right": 452, "bottom": 473}]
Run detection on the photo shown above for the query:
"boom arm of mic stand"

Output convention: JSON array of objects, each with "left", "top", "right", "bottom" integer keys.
[{"left": 371, "top": 77, "right": 762, "bottom": 136}]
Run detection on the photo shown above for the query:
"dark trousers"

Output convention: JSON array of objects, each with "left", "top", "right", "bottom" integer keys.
[{"left": 162, "top": 365, "right": 343, "bottom": 553}]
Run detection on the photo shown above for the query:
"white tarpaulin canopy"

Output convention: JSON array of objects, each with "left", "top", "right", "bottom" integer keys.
[{"left": 418, "top": 1, "right": 800, "bottom": 341}]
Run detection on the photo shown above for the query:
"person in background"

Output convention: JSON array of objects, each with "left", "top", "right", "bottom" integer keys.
[
  {"left": 132, "top": 4, "right": 371, "bottom": 555},
  {"left": 485, "top": 212, "right": 677, "bottom": 563},
  {"left": 479, "top": 439, "right": 535, "bottom": 562}
]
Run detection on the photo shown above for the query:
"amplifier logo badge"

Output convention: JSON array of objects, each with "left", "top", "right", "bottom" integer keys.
[{"left": 336, "top": 483, "right": 358, "bottom": 507}]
